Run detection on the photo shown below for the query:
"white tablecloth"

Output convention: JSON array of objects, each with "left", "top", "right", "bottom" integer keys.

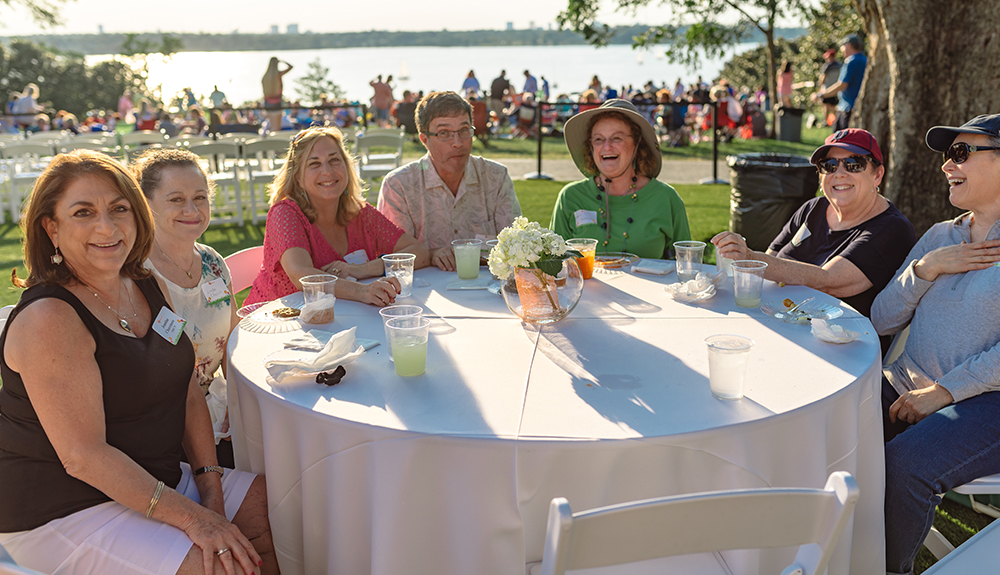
[{"left": 227, "top": 266, "right": 885, "bottom": 575}]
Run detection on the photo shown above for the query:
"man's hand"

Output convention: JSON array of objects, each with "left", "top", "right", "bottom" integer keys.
[
  {"left": 430, "top": 246, "right": 455, "bottom": 271},
  {"left": 889, "top": 384, "right": 954, "bottom": 425}
]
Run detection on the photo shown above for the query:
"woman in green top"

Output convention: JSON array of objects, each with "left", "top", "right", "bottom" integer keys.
[{"left": 550, "top": 99, "right": 690, "bottom": 259}]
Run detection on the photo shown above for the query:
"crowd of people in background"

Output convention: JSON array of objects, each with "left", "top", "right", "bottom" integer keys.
[{"left": 2, "top": 34, "right": 868, "bottom": 145}]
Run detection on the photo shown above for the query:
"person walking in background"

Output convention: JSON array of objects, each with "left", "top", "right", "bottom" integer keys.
[
  {"left": 209, "top": 85, "right": 227, "bottom": 110},
  {"left": 814, "top": 35, "right": 868, "bottom": 132},
  {"left": 370, "top": 75, "right": 394, "bottom": 128},
  {"left": 777, "top": 61, "right": 793, "bottom": 108},
  {"left": 522, "top": 70, "right": 538, "bottom": 96},
  {"left": 461, "top": 70, "right": 480, "bottom": 97},
  {"left": 262, "top": 56, "right": 293, "bottom": 133},
  {"left": 489, "top": 70, "right": 511, "bottom": 124},
  {"left": 541, "top": 76, "right": 550, "bottom": 101},
  {"left": 812, "top": 49, "right": 842, "bottom": 125}
]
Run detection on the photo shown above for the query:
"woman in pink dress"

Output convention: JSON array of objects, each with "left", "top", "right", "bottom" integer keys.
[
  {"left": 777, "top": 61, "right": 794, "bottom": 108},
  {"left": 245, "top": 127, "right": 429, "bottom": 307}
]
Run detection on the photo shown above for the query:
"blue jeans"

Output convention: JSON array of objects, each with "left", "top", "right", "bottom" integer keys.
[{"left": 882, "top": 378, "right": 1000, "bottom": 574}]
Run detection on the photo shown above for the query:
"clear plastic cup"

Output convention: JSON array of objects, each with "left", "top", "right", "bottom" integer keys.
[
  {"left": 673, "top": 241, "right": 706, "bottom": 282},
  {"left": 452, "top": 239, "right": 483, "bottom": 280},
  {"left": 386, "top": 316, "right": 431, "bottom": 376},
  {"left": 299, "top": 274, "right": 337, "bottom": 324},
  {"left": 379, "top": 305, "right": 423, "bottom": 362},
  {"left": 731, "top": 260, "right": 768, "bottom": 308},
  {"left": 567, "top": 238, "right": 598, "bottom": 280},
  {"left": 705, "top": 334, "right": 754, "bottom": 400},
  {"left": 381, "top": 253, "right": 416, "bottom": 297}
]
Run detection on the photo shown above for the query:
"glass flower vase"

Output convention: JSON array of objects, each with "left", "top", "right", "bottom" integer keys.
[{"left": 502, "top": 259, "right": 584, "bottom": 324}]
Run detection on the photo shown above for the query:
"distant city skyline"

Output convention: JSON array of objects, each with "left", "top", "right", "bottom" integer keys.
[{"left": 4, "top": 0, "right": 689, "bottom": 36}]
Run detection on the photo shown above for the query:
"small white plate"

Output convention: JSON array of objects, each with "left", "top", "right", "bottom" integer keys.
[{"left": 238, "top": 298, "right": 305, "bottom": 334}]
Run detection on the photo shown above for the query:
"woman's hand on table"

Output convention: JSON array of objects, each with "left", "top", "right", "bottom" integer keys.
[
  {"left": 889, "top": 384, "right": 954, "bottom": 425},
  {"left": 711, "top": 231, "right": 753, "bottom": 261},
  {"left": 914, "top": 240, "right": 1000, "bottom": 282},
  {"left": 430, "top": 246, "right": 455, "bottom": 271},
  {"left": 180, "top": 504, "right": 262, "bottom": 575},
  {"left": 348, "top": 276, "right": 400, "bottom": 307}
]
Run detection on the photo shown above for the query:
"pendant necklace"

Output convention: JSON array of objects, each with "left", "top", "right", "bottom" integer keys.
[
  {"left": 83, "top": 278, "right": 138, "bottom": 333},
  {"left": 157, "top": 243, "right": 196, "bottom": 280},
  {"left": 595, "top": 174, "right": 639, "bottom": 251}
]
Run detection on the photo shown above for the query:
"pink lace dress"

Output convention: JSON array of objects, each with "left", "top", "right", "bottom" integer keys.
[{"left": 245, "top": 199, "right": 405, "bottom": 304}]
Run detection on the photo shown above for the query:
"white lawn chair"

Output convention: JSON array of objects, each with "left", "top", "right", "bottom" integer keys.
[
  {"left": 57, "top": 140, "right": 122, "bottom": 159},
  {"left": 224, "top": 246, "right": 265, "bottom": 294},
  {"left": 242, "top": 138, "right": 289, "bottom": 224},
  {"left": 186, "top": 142, "right": 243, "bottom": 226},
  {"left": 120, "top": 130, "right": 167, "bottom": 147},
  {"left": 354, "top": 128, "right": 404, "bottom": 184},
  {"left": 533, "top": 471, "right": 859, "bottom": 575},
  {"left": 0, "top": 142, "right": 55, "bottom": 224},
  {"left": 922, "top": 517, "right": 1000, "bottom": 574}
]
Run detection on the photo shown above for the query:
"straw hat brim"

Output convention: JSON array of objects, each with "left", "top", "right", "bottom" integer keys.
[{"left": 564, "top": 100, "right": 662, "bottom": 179}]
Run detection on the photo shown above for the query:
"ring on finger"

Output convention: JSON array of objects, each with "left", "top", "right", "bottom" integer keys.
[{"left": 216, "top": 548, "right": 230, "bottom": 556}]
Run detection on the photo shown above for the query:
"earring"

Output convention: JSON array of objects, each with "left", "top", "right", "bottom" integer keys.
[{"left": 51, "top": 247, "right": 63, "bottom": 265}]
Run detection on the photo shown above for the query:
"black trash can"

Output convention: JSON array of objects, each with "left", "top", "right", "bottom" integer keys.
[
  {"left": 727, "top": 154, "right": 819, "bottom": 252},
  {"left": 775, "top": 106, "right": 805, "bottom": 142}
]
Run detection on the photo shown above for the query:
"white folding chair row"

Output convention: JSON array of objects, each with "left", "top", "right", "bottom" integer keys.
[
  {"left": 120, "top": 130, "right": 168, "bottom": 146},
  {"left": 186, "top": 142, "right": 244, "bottom": 226},
  {"left": 242, "top": 138, "right": 290, "bottom": 225},
  {"left": 354, "top": 128, "right": 404, "bottom": 185},
  {"left": 0, "top": 142, "right": 56, "bottom": 224},
  {"left": 533, "top": 471, "right": 860, "bottom": 575}
]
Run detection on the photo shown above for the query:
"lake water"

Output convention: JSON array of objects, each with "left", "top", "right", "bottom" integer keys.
[{"left": 86, "top": 43, "right": 756, "bottom": 107}]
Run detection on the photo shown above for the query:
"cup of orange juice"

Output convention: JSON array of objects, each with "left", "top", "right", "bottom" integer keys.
[{"left": 567, "top": 238, "right": 599, "bottom": 280}]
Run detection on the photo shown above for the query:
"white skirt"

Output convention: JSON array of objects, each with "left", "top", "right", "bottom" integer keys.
[{"left": 0, "top": 463, "right": 257, "bottom": 575}]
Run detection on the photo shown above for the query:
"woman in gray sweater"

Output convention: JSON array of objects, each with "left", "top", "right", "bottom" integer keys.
[{"left": 874, "top": 114, "right": 1000, "bottom": 575}]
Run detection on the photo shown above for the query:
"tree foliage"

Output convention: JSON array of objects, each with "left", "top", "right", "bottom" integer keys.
[
  {"left": 295, "top": 58, "right": 344, "bottom": 105},
  {"left": 0, "top": 39, "right": 145, "bottom": 117},
  {"left": 0, "top": 0, "right": 68, "bottom": 28}
]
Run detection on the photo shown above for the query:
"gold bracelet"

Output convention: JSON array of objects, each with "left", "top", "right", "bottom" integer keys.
[{"left": 145, "top": 480, "right": 165, "bottom": 518}]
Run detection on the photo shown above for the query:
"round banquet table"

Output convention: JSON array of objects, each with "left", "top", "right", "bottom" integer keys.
[{"left": 227, "top": 265, "right": 885, "bottom": 575}]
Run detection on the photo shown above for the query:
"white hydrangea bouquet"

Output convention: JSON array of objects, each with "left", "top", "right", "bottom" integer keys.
[{"left": 487, "top": 217, "right": 582, "bottom": 280}]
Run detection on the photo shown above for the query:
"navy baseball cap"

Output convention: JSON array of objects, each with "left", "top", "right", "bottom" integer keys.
[
  {"left": 810, "top": 128, "right": 883, "bottom": 164},
  {"left": 925, "top": 114, "right": 1000, "bottom": 152}
]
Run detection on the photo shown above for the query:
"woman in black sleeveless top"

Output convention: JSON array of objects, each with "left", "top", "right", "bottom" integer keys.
[{"left": 0, "top": 151, "right": 277, "bottom": 575}]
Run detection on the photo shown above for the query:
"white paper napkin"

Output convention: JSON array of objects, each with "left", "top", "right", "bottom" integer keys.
[
  {"left": 664, "top": 275, "right": 717, "bottom": 302},
  {"left": 285, "top": 329, "right": 380, "bottom": 352},
  {"left": 633, "top": 259, "right": 675, "bottom": 275},
  {"left": 266, "top": 327, "right": 366, "bottom": 385},
  {"left": 811, "top": 319, "right": 861, "bottom": 344}
]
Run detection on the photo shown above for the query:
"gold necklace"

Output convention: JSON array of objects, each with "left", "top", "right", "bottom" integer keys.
[
  {"left": 83, "top": 278, "right": 137, "bottom": 333},
  {"left": 157, "top": 243, "right": 196, "bottom": 280}
]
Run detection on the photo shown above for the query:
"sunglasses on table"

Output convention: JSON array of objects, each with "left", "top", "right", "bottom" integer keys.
[
  {"left": 943, "top": 141, "right": 1000, "bottom": 164},
  {"left": 816, "top": 155, "right": 871, "bottom": 174}
]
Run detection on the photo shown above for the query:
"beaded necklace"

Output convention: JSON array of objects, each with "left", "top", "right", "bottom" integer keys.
[{"left": 595, "top": 174, "right": 639, "bottom": 251}]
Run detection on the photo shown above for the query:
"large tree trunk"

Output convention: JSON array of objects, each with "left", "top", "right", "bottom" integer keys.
[{"left": 852, "top": 0, "right": 1000, "bottom": 235}]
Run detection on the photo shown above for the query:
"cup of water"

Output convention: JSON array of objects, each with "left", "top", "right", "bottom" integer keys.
[
  {"left": 731, "top": 260, "right": 768, "bottom": 308},
  {"left": 452, "top": 239, "right": 483, "bottom": 280},
  {"left": 379, "top": 305, "right": 423, "bottom": 362},
  {"left": 386, "top": 316, "right": 431, "bottom": 376},
  {"left": 381, "top": 253, "right": 416, "bottom": 297},
  {"left": 705, "top": 334, "right": 754, "bottom": 400},
  {"left": 673, "top": 241, "right": 706, "bottom": 282}
]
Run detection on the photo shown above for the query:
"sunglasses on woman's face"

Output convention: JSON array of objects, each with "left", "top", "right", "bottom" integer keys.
[
  {"left": 816, "top": 156, "right": 870, "bottom": 174},
  {"left": 943, "top": 141, "right": 1000, "bottom": 165}
]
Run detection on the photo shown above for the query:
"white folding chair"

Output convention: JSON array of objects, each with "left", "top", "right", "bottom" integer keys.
[
  {"left": 921, "top": 517, "right": 1000, "bottom": 574},
  {"left": 224, "top": 246, "right": 264, "bottom": 294},
  {"left": 534, "top": 471, "right": 859, "bottom": 575},
  {"left": 173, "top": 134, "right": 213, "bottom": 146},
  {"left": 186, "top": 142, "right": 244, "bottom": 226},
  {"left": 0, "top": 142, "right": 55, "bottom": 224},
  {"left": 57, "top": 140, "right": 122, "bottom": 159},
  {"left": 241, "top": 138, "right": 289, "bottom": 224},
  {"left": 354, "top": 128, "right": 404, "bottom": 184},
  {"left": 120, "top": 130, "right": 167, "bottom": 147}
]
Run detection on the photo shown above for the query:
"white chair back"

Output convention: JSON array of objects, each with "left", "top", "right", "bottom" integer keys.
[
  {"left": 354, "top": 129, "right": 404, "bottom": 184},
  {"left": 120, "top": 130, "right": 167, "bottom": 146},
  {"left": 538, "top": 471, "right": 859, "bottom": 575},
  {"left": 186, "top": 142, "right": 244, "bottom": 226},
  {"left": 225, "top": 246, "right": 264, "bottom": 294},
  {"left": 242, "top": 138, "right": 290, "bottom": 224}
]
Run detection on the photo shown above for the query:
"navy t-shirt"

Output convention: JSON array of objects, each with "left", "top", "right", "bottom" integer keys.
[{"left": 768, "top": 196, "right": 917, "bottom": 318}]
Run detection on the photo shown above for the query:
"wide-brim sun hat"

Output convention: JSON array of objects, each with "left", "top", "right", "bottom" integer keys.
[
  {"left": 809, "top": 128, "right": 883, "bottom": 164},
  {"left": 925, "top": 114, "right": 1000, "bottom": 152},
  {"left": 564, "top": 99, "right": 662, "bottom": 179}
]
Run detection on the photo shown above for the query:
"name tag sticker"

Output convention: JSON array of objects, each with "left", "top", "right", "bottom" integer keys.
[
  {"left": 343, "top": 249, "right": 369, "bottom": 265},
  {"left": 152, "top": 307, "right": 187, "bottom": 345},
  {"left": 574, "top": 210, "right": 598, "bottom": 227},
  {"left": 201, "top": 277, "right": 231, "bottom": 304},
  {"left": 791, "top": 223, "right": 812, "bottom": 246}
]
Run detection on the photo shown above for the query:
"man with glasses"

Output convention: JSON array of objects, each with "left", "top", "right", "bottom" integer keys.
[
  {"left": 377, "top": 91, "right": 521, "bottom": 271},
  {"left": 814, "top": 35, "right": 868, "bottom": 132}
]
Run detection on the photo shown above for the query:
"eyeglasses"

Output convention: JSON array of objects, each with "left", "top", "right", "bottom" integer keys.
[
  {"left": 424, "top": 127, "right": 474, "bottom": 141},
  {"left": 816, "top": 156, "right": 871, "bottom": 174},
  {"left": 943, "top": 141, "right": 1000, "bottom": 164},
  {"left": 590, "top": 135, "right": 630, "bottom": 148}
]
